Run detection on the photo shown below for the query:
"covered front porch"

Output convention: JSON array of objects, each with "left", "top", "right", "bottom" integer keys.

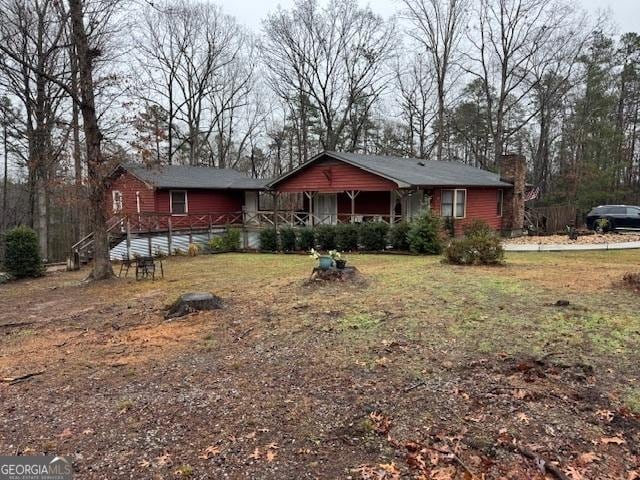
[{"left": 243, "top": 189, "right": 430, "bottom": 227}]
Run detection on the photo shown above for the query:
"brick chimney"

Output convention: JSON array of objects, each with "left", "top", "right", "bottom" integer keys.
[{"left": 498, "top": 154, "right": 527, "bottom": 237}]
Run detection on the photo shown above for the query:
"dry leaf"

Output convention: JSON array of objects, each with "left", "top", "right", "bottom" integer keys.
[
  {"left": 512, "top": 389, "right": 530, "bottom": 400},
  {"left": 138, "top": 459, "right": 151, "bottom": 469},
  {"left": 565, "top": 466, "right": 584, "bottom": 480},
  {"left": 595, "top": 409, "right": 615, "bottom": 422},
  {"left": 154, "top": 452, "right": 172, "bottom": 467},
  {"left": 627, "top": 471, "right": 639, "bottom": 480},
  {"left": 266, "top": 442, "right": 279, "bottom": 450},
  {"left": 248, "top": 448, "right": 261, "bottom": 460},
  {"left": 266, "top": 450, "right": 277, "bottom": 462},
  {"left": 245, "top": 431, "right": 257, "bottom": 440},
  {"left": 465, "top": 414, "right": 485, "bottom": 422},
  {"left": 577, "top": 451, "right": 599, "bottom": 465},
  {"left": 406, "top": 451, "right": 428, "bottom": 472},
  {"left": 199, "top": 445, "right": 221, "bottom": 459},
  {"left": 516, "top": 412, "right": 530, "bottom": 424},
  {"left": 379, "top": 463, "right": 400, "bottom": 479},
  {"left": 352, "top": 463, "right": 400, "bottom": 480},
  {"left": 432, "top": 465, "right": 456, "bottom": 480},
  {"left": 369, "top": 411, "right": 392, "bottom": 435},
  {"left": 601, "top": 436, "right": 625, "bottom": 445}
]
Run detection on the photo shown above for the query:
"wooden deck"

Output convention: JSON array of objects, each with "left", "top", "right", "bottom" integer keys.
[{"left": 118, "top": 211, "right": 404, "bottom": 235}]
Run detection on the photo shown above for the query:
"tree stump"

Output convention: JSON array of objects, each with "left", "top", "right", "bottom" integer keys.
[
  {"left": 165, "top": 292, "right": 223, "bottom": 319},
  {"left": 305, "top": 266, "right": 366, "bottom": 286}
]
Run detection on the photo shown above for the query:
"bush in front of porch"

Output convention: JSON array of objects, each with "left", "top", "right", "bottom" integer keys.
[
  {"left": 407, "top": 211, "right": 444, "bottom": 255},
  {"left": 259, "top": 229, "right": 279, "bottom": 252},
  {"left": 359, "top": 223, "right": 389, "bottom": 251},
  {"left": 315, "top": 225, "right": 337, "bottom": 250},
  {"left": 335, "top": 224, "right": 360, "bottom": 251},
  {"left": 280, "top": 228, "right": 297, "bottom": 252},
  {"left": 388, "top": 221, "right": 411, "bottom": 251},
  {"left": 297, "top": 228, "right": 315, "bottom": 251}
]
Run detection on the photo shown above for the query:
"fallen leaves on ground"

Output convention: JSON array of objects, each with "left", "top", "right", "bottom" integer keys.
[
  {"left": 565, "top": 466, "right": 585, "bottom": 480},
  {"left": 369, "top": 411, "right": 392, "bottom": 435},
  {"left": 352, "top": 462, "right": 400, "bottom": 480},
  {"left": 577, "top": 451, "right": 600, "bottom": 465},
  {"left": 600, "top": 436, "right": 626, "bottom": 445},
  {"left": 198, "top": 445, "right": 221, "bottom": 459},
  {"left": 154, "top": 452, "right": 172, "bottom": 467}
]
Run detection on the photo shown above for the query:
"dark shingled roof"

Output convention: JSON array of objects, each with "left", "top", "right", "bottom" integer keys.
[
  {"left": 120, "top": 163, "right": 268, "bottom": 190},
  {"left": 269, "top": 151, "right": 513, "bottom": 188}
]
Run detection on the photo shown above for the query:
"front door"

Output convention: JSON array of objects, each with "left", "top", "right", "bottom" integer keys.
[
  {"left": 406, "top": 190, "right": 424, "bottom": 219},
  {"left": 314, "top": 193, "right": 337, "bottom": 225},
  {"left": 396, "top": 190, "right": 425, "bottom": 221}
]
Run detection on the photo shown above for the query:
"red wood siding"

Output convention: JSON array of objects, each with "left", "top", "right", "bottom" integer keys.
[
  {"left": 431, "top": 187, "right": 503, "bottom": 232},
  {"left": 155, "top": 189, "right": 244, "bottom": 214},
  {"left": 276, "top": 159, "right": 397, "bottom": 192},
  {"left": 106, "top": 171, "right": 155, "bottom": 215},
  {"left": 337, "top": 191, "right": 390, "bottom": 215}
]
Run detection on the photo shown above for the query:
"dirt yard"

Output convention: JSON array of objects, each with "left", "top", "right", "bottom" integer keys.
[{"left": 1, "top": 252, "right": 639, "bottom": 479}]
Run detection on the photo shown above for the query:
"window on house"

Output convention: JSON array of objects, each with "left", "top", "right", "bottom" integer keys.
[
  {"left": 112, "top": 190, "right": 123, "bottom": 213},
  {"left": 170, "top": 190, "right": 187, "bottom": 215},
  {"left": 441, "top": 189, "right": 466, "bottom": 218},
  {"left": 497, "top": 189, "right": 504, "bottom": 216}
]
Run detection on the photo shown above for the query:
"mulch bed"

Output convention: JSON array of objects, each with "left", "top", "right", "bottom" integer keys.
[{"left": 506, "top": 233, "right": 640, "bottom": 245}]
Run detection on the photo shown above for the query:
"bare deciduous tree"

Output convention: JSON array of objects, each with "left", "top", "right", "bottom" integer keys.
[
  {"left": 262, "top": 0, "right": 397, "bottom": 152},
  {"left": 463, "top": 0, "right": 584, "bottom": 164},
  {"left": 402, "top": 0, "right": 469, "bottom": 161},
  {"left": 395, "top": 52, "right": 437, "bottom": 158},
  {"left": 135, "top": 0, "right": 247, "bottom": 166}
]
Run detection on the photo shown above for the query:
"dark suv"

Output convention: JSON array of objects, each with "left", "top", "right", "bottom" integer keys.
[{"left": 586, "top": 205, "right": 640, "bottom": 232}]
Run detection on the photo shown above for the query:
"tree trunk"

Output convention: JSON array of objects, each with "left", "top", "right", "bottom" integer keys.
[
  {"left": 2, "top": 122, "right": 7, "bottom": 231},
  {"left": 436, "top": 87, "right": 445, "bottom": 161},
  {"left": 36, "top": 176, "right": 48, "bottom": 260},
  {"left": 70, "top": 40, "right": 84, "bottom": 241},
  {"left": 68, "top": 0, "right": 113, "bottom": 280}
]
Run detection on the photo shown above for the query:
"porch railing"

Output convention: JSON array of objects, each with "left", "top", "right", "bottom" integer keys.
[
  {"left": 125, "top": 212, "right": 245, "bottom": 233},
  {"left": 243, "top": 211, "right": 404, "bottom": 227},
  {"left": 120, "top": 211, "right": 404, "bottom": 233}
]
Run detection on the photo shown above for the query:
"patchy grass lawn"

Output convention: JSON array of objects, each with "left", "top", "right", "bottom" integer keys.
[{"left": 0, "top": 251, "right": 639, "bottom": 479}]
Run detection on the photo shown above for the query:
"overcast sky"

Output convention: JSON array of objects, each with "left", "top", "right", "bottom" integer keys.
[{"left": 218, "top": 0, "right": 640, "bottom": 34}]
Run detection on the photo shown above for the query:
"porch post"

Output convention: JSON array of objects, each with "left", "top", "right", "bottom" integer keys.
[
  {"left": 273, "top": 192, "right": 280, "bottom": 231},
  {"left": 167, "top": 218, "right": 173, "bottom": 255},
  {"left": 391, "top": 190, "right": 399, "bottom": 224},
  {"left": 304, "top": 191, "right": 314, "bottom": 227},
  {"left": 126, "top": 219, "right": 131, "bottom": 260},
  {"left": 346, "top": 190, "right": 360, "bottom": 223}
]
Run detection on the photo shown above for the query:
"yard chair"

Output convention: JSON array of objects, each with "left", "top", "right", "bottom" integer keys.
[
  {"left": 119, "top": 254, "right": 133, "bottom": 277},
  {"left": 135, "top": 256, "right": 156, "bottom": 280},
  {"left": 135, "top": 255, "right": 164, "bottom": 281}
]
